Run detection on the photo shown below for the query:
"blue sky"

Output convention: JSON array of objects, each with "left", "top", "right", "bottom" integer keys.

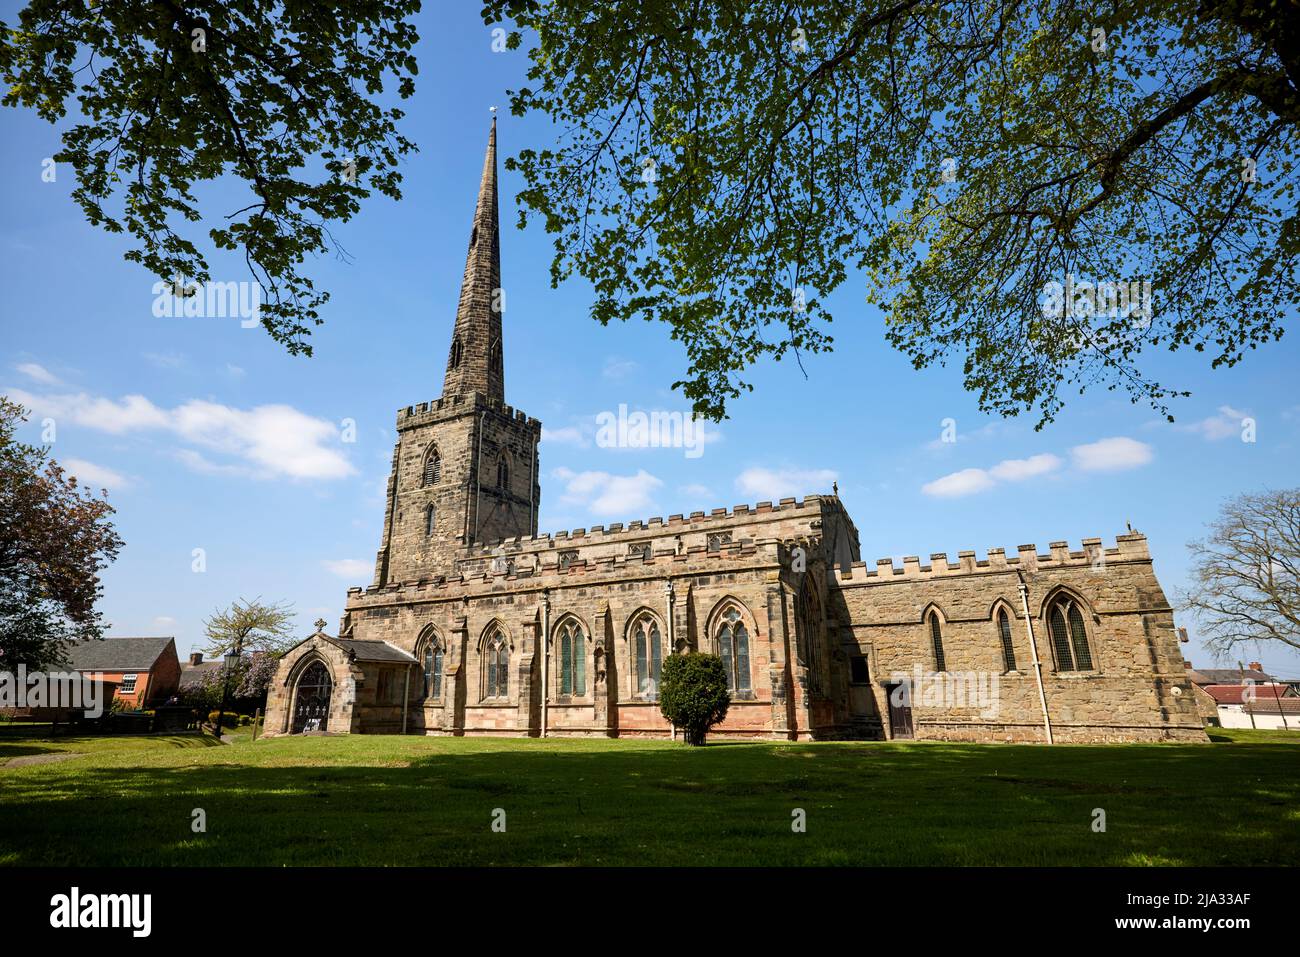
[{"left": 1, "top": 5, "right": 1297, "bottom": 678}]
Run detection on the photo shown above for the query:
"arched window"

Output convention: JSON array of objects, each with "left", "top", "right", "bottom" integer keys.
[
  {"left": 450, "top": 336, "right": 463, "bottom": 369},
  {"left": 1047, "top": 595, "right": 1094, "bottom": 671},
  {"left": 497, "top": 455, "right": 509, "bottom": 490},
  {"left": 557, "top": 619, "right": 586, "bottom": 696},
  {"left": 630, "top": 614, "right": 663, "bottom": 699},
  {"left": 929, "top": 610, "right": 947, "bottom": 671},
  {"left": 425, "top": 504, "right": 436, "bottom": 537},
  {"left": 716, "top": 606, "right": 751, "bottom": 695},
  {"left": 420, "top": 636, "right": 444, "bottom": 700},
  {"left": 997, "top": 608, "right": 1017, "bottom": 672},
  {"left": 485, "top": 630, "right": 509, "bottom": 699},
  {"left": 490, "top": 339, "right": 502, "bottom": 372},
  {"left": 797, "top": 577, "right": 823, "bottom": 693},
  {"left": 422, "top": 447, "right": 441, "bottom": 486}
]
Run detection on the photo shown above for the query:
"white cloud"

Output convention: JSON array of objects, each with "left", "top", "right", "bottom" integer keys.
[
  {"left": 921, "top": 467, "right": 996, "bottom": 498},
  {"left": 226, "top": 364, "right": 246, "bottom": 378},
  {"left": 679, "top": 483, "right": 713, "bottom": 500},
  {"left": 61, "top": 458, "right": 128, "bottom": 491},
  {"left": 170, "top": 401, "right": 352, "bottom": 480},
  {"left": 7, "top": 388, "right": 169, "bottom": 434},
  {"left": 541, "top": 425, "right": 590, "bottom": 448},
  {"left": 143, "top": 352, "right": 187, "bottom": 369},
  {"left": 988, "top": 453, "right": 1062, "bottom": 482},
  {"left": 601, "top": 356, "right": 638, "bottom": 380},
  {"left": 552, "top": 467, "right": 663, "bottom": 517},
  {"left": 922, "top": 442, "right": 1134, "bottom": 497},
  {"left": 152, "top": 616, "right": 177, "bottom": 629},
  {"left": 734, "top": 467, "right": 837, "bottom": 501},
  {"left": 923, "top": 419, "right": 1011, "bottom": 451},
  {"left": 15, "top": 362, "right": 60, "bottom": 386},
  {"left": 322, "top": 559, "right": 372, "bottom": 579},
  {"left": 1179, "top": 405, "right": 1250, "bottom": 441},
  {"left": 7, "top": 388, "right": 354, "bottom": 481},
  {"left": 173, "top": 449, "right": 254, "bottom": 478},
  {"left": 1070, "top": 436, "right": 1154, "bottom": 472},
  {"left": 923, "top": 452, "right": 1062, "bottom": 498}
]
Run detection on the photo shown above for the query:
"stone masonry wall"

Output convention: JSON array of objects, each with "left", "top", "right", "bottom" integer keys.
[
  {"left": 263, "top": 638, "right": 361, "bottom": 736},
  {"left": 274, "top": 491, "right": 1201, "bottom": 744},
  {"left": 375, "top": 393, "right": 541, "bottom": 586},
  {"left": 830, "top": 533, "right": 1205, "bottom": 743},
  {"left": 340, "top": 539, "right": 817, "bottom": 739}
]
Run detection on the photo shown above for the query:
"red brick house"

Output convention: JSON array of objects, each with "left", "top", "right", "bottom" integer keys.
[{"left": 66, "top": 637, "right": 182, "bottom": 709}]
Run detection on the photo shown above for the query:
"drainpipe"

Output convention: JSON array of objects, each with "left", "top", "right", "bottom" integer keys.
[
  {"left": 401, "top": 665, "right": 411, "bottom": 734},
  {"left": 541, "top": 591, "right": 551, "bottom": 738},
  {"left": 1017, "top": 572, "right": 1054, "bottom": 745},
  {"left": 665, "top": 579, "right": 676, "bottom": 650},
  {"left": 665, "top": 580, "right": 676, "bottom": 741}
]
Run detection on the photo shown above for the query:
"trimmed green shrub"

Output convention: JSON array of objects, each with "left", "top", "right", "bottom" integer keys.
[
  {"left": 659, "top": 653, "right": 731, "bottom": 746},
  {"left": 207, "top": 711, "right": 240, "bottom": 728}
]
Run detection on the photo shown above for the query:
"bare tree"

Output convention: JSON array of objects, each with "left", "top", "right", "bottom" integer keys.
[{"left": 1183, "top": 489, "right": 1300, "bottom": 656}]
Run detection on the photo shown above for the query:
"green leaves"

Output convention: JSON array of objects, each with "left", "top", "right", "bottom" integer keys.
[
  {"left": 0, "top": 0, "right": 421, "bottom": 356},
  {"left": 483, "top": 0, "right": 1298, "bottom": 425},
  {"left": 659, "top": 652, "right": 731, "bottom": 746},
  {"left": 0, "top": 399, "right": 124, "bottom": 672}
]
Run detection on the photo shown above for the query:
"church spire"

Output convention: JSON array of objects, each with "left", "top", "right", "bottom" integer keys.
[{"left": 442, "top": 114, "right": 504, "bottom": 402}]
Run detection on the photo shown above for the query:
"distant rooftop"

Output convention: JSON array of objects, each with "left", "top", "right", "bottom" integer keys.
[
  {"left": 1201, "top": 684, "right": 1292, "bottom": 705},
  {"left": 67, "top": 637, "right": 174, "bottom": 672}
]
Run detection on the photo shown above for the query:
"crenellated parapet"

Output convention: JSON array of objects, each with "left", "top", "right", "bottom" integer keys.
[
  {"left": 343, "top": 534, "right": 788, "bottom": 609},
  {"left": 461, "top": 494, "right": 837, "bottom": 554},
  {"left": 348, "top": 490, "right": 858, "bottom": 605},
  {"left": 396, "top": 391, "right": 542, "bottom": 434},
  {"left": 832, "top": 533, "right": 1151, "bottom": 586}
]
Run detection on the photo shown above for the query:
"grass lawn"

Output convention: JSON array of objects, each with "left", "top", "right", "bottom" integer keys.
[{"left": 0, "top": 726, "right": 1295, "bottom": 866}]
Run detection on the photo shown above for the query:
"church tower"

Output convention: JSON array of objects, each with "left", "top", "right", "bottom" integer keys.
[{"left": 371, "top": 117, "right": 541, "bottom": 587}]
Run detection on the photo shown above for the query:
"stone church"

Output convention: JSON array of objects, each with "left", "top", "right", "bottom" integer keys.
[{"left": 263, "top": 121, "right": 1206, "bottom": 743}]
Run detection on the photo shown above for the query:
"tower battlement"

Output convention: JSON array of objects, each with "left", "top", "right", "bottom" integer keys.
[{"left": 397, "top": 392, "right": 541, "bottom": 432}]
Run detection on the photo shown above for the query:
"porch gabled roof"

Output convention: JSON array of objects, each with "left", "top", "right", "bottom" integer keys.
[{"left": 280, "top": 628, "right": 416, "bottom": 665}]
